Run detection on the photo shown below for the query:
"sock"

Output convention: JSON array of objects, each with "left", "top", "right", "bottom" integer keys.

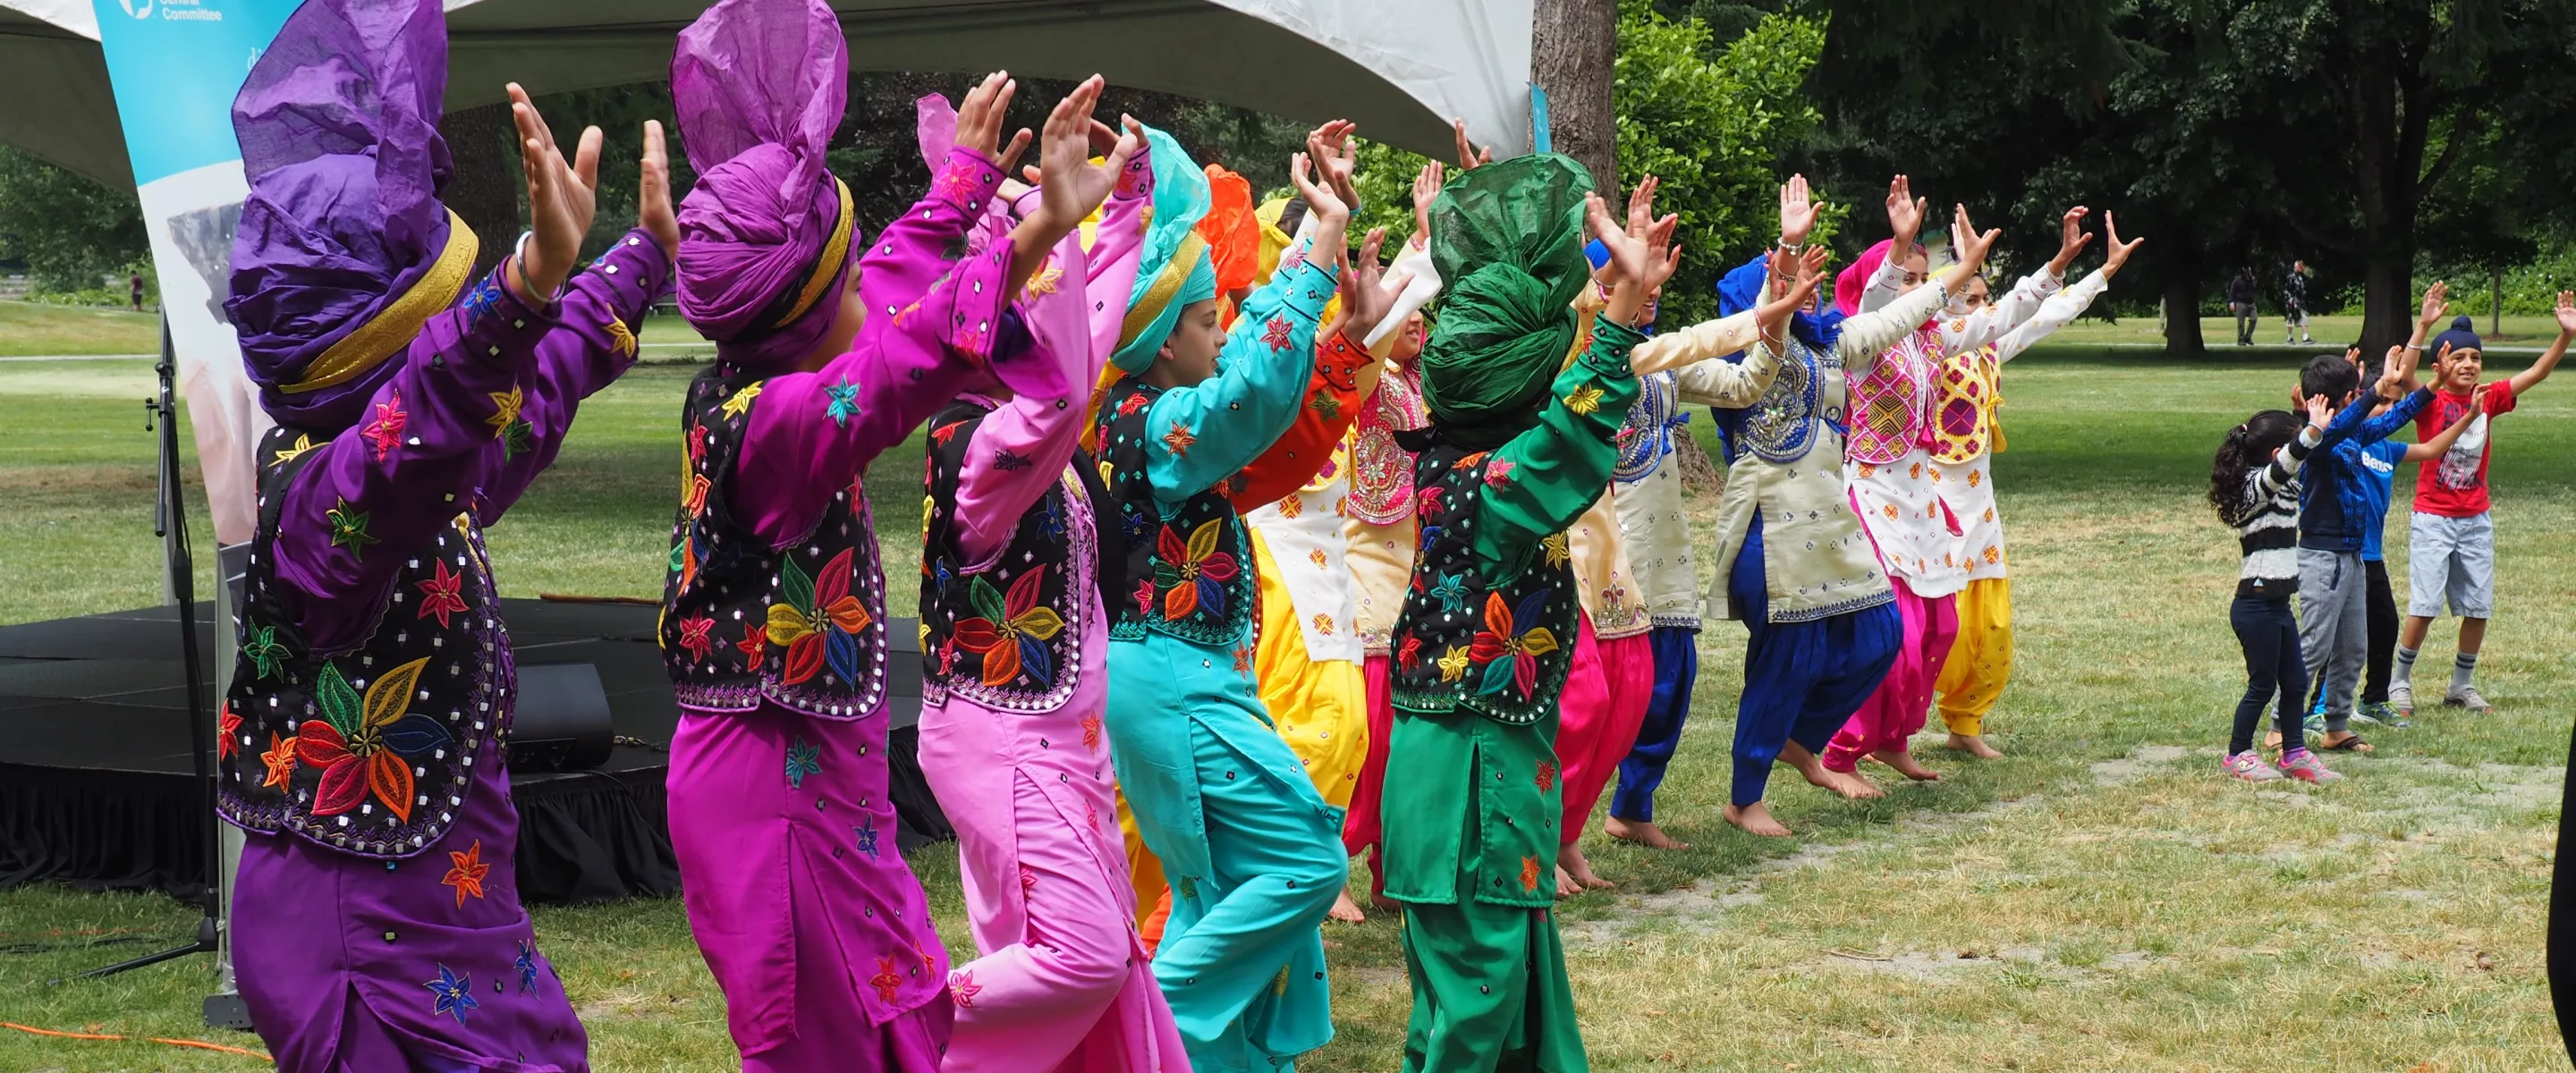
[
  {"left": 2394, "top": 645, "right": 2419, "bottom": 685},
  {"left": 2451, "top": 651, "right": 2478, "bottom": 695}
]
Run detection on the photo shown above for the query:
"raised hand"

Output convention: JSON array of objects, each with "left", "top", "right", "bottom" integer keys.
[
  {"left": 1411, "top": 160, "right": 1444, "bottom": 247},
  {"left": 2419, "top": 280, "right": 2452, "bottom": 328},
  {"left": 2380, "top": 343, "right": 2418, "bottom": 395},
  {"left": 1757, "top": 245, "right": 1829, "bottom": 340},
  {"left": 1290, "top": 140, "right": 1353, "bottom": 276},
  {"left": 507, "top": 83, "right": 600, "bottom": 304},
  {"left": 2046, "top": 205, "right": 2093, "bottom": 276},
  {"left": 2303, "top": 393, "right": 2331, "bottom": 429},
  {"left": 2100, "top": 210, "right": 2144, "bottom": 276},
  {"left": 2555, "top": 291, "right": 2576, "bottom": 336},
  {"left": 1453, "top": 118, "right": 1493, "bottom": 171},
  {"left": 1641, "top": 213, "right": 1682, "bottom": 293},
  {"left": 1885, "top": 174, "right": 1926, "bottom": 247},
  {"left": 1008, "top": 78, "right": 1139, "bottom": 299},
  {"left": 1309, "top": 119, "right": 1360, "bottom": 212},
  {"left": 639, "top": 119, "right": 679, "bottom": 261},
  {"left": 1929, "top": 204, "right": 2001, "bottom": 297},
  {"left": 1779, "top": 173, "right": 1820, "bottom": 247},
  {"left": 1336, "top": 227, "right": 1411, "bottom": 343},
  {"left": 953, "top": 72, "right": 1032, "bottom": 175}
]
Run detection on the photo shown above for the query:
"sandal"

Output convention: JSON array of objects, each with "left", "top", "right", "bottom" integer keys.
[{"left": 2319, "top": 733, "right": 2372, "bottom": 752}]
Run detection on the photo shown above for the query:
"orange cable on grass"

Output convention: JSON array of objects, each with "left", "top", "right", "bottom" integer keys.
[{"left": 1, "top": 1020, "right": 270, "bottom": 1060}]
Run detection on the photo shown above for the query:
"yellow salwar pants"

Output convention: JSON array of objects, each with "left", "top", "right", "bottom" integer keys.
[{"left": 1933, "top": 576, "right": 2014, "bottom": 736}]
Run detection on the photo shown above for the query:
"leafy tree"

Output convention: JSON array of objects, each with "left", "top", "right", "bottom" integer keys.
[
  {"left": 0, "top": 147, "right": 148, "bottom": 294},
  {"left": 1614, "top": 3, "right": 1828, "bottom": 322}
]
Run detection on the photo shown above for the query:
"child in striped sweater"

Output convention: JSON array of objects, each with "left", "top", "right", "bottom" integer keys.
[{"left": 2209, "top": 394, "right": 2350, "bottom": 782}]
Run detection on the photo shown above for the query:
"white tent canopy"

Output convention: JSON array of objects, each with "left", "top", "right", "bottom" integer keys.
[{"left": 0, "top": 0, "right": 1532, "bottom": 189}]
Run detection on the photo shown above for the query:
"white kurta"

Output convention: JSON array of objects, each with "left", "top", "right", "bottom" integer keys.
[{"left": 1930, "top": 267, "right": 2110, "bottom": 582}]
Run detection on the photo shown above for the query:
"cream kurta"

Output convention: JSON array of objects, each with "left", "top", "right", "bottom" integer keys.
[
  {"left": 1612, "top": 370, "right": 1699, "bottom": 629},
  {"left": 1931, "top": 267, "right": 2109, "bottom": 581}
]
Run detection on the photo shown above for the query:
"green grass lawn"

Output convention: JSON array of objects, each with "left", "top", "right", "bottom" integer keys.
[
  {"left": 0, "top": 346, "right": 2566, "bottom": 1070},
  {"left": 0, "top": 300, "right": 164, "bottom": 358}
]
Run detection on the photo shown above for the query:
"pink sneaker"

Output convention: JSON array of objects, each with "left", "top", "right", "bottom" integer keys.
[
  {"left": 2277, "top": 748, "right": 2343, "bottom": 783},
  {"left": 2223, "top": 750, "right": 2284, "bottom": 782}
]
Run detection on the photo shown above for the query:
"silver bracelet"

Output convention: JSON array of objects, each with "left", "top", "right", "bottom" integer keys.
[{"left": 513, "top": 230, "right": 561, "bottom": 304}]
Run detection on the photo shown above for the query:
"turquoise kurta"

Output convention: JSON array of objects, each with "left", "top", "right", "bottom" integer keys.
[
  {"left": 1102, "top": 257, "right": 1348, "bottom": 1073},
  {"left": 1384, "top": 317, "right": 1644, "bottom": 1073}
]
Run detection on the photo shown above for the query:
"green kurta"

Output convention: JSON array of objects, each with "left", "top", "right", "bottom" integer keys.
[{"left": 1384, "top": 318, "right": 1642, "bottom": 1073}]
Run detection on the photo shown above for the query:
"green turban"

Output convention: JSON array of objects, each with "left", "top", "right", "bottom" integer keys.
[{"left": 1419, "top": 153, "right": 1597, "bottom": 448}]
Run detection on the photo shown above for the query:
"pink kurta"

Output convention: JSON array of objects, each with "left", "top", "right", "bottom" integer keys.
[
  {"left": 667, "top": 147, "right": 1023, "bottom": 1071},
  {"left": 916, "top": 139, "right": 1188, "bottom": 1073}
]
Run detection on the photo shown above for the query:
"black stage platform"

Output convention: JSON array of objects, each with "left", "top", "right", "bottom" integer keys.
[{"left": 0, "top": 601, "right": 947, "bottom": 905}]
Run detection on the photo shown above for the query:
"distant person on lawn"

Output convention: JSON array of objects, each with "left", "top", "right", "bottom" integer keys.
[
  {"left": 128, "top": 271, "right": 144, "bottom": 312},
  {"left": 2385, "top": 284, "right": 2576, "bottom": 718},
  {"left": 2228, "top": 266, "right": 2258, "bottom": 345},
  {"left": 2283, "top": 260, "right": 2312, "bottom": 343}
]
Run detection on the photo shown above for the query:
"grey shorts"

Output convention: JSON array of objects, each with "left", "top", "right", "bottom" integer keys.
[{"left": 2407, "top": 511, "right": 2495, "bottom": 619}]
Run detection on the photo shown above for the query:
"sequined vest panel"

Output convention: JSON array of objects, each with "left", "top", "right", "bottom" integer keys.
[
  {"left": 1387, "top": 445, "right": 1579, "bottom": 726},
  {"left": 1931, "top": 342, "right": 2002, "bottom": 463},
  {"left": 217, "top": 426, "right": 500, "bottom": 859},
  {"left": 1095, "top": 379, "right": 1258, "bottom": 646},
  {"left": 918, "top": 401, "right": 1102, "bottom": 712},
  {"left": 662, "top": 365, "right": 890, "bottom": 719},
  {"left": 1848, "top": 325, "right": 1942, "bottom": 465}
]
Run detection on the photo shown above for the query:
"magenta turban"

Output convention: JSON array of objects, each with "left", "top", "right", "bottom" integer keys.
[{"left": 672, "top": 0, "right": 853, "bottom": 368}]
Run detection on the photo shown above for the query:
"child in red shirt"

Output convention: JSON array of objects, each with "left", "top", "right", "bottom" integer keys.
[{"left": 2390, "top": 287, "right": 2575, "bottom": 714}]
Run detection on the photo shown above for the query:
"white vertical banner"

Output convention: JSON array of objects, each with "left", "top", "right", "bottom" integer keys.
[{"left": 89, "top": 0, "right": 299, "bottom": 546}]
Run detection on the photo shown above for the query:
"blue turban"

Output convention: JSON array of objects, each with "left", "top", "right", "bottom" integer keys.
[
  {"left": 2430, "top": 314, "right": 2483, "bottom": 358},
  {"left": 1716, "top": 252, "right": 1842, "bottom": 353},
  {"left": 1111, "top": 124, "right": 1218, "bottom": 374}
]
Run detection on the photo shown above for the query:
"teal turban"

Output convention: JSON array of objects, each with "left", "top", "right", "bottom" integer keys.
[
  {"left": 1112, "top": 124, "right": 1218, "bottom": 374},
  {"left": 1419, "top": 153, "right": 1596, "bottom": 448}
]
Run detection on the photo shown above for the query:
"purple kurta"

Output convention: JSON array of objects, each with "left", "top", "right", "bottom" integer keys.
[
  {"left": 233, "top": 233, "right": 669, "bottom": 1071},
  {"left": 665, "top": 147, "right": 1017, "bottom": 1070},
  {"left": 917, "top": 147, "right": 1188, "bottom": 1073}
]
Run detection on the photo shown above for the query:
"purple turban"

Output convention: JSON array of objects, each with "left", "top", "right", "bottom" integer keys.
[
  {"left": 672, "top": 0, "right": 854, "bottom": 368},
  {"left": 226, "top": 0, "right": 469, "bottom": 432}
]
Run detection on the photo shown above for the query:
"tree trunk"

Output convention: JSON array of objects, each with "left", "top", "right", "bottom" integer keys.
[
  {"left": 2360, "top": 249, "right": 2414, "bottom": 361},
  {"left": 438, "top": 103, "right": 520, "bottom": 281},
  {"left": 1531, "top": 0, "right": 1618, "bottom": 188},
  {"left": 2161, "top": 247, "right": 2205, "bottom": 359}
]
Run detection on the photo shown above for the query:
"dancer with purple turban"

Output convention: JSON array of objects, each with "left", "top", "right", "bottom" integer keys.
[
  {"left": 657, "top": 0, "right": 1086, "bottom": 1067},
  {"left": 214, "top": 0, "right": 676, "bottom": 1068}
]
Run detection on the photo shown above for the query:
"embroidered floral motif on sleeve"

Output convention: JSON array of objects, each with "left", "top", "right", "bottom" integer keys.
[
  {"left": 826, "top": 377, "right": 862, "bottom": 427},
  {"left": 1564, "top": 384, "right": 1605, "bottom": 416},
  {"left": 1161, "top": 421, "right": 1197, "bottom": 459},
  {"left": 486, "top": 385, "right": 524, "bottom": 435},
  {"left": 605, "top": 316, "right": 638, "bottom": 359},
  {"left": 360, "top": 391, "right": 408, "bottom": 460},
  {"left": 869, "top": 957, "right": 907, "bottom": 1004}
]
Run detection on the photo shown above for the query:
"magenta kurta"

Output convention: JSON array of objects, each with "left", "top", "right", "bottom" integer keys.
[{"left": 663, "top": 145, "right": 1020, "bottom": 1072}]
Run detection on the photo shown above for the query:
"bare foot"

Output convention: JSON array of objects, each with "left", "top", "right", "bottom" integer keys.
[
  {"left": 1605, "top": 815, "right": 1691, "bottom": 851},
  {"left": 1944, "top": 732, "right": 2003, "bottom": 758},
  {"left": 1555, "top": 865, "right": 1583, "bottom": 899},
  {"left": 1369, "top": 892, "right": 1402, "bottom": 914},
  {"left": 1870, "top": 748, "right": 1942, "bottom": 781},
  {"left": 1558, "top": 844, "right": 1616, "bottom": 891},
  {"left": 1784, "top": 742, "right": 1885, "bottom": 799},
  {"left": 1723, "top": 801, "right": 1793, "bottom": 837},
  {"left": 1328, "top": 888, "right": 1366, "bottom": 924}
]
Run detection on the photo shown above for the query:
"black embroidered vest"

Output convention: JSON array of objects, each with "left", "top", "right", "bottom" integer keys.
[
  {"left": 216, "top": 426, "right": 500, "bottom": 858},
  {"left": 918, "top": 399, "right": 1114, "bottom": 712},
  {"left": 1387, "top": 445, "right": 1580, "bottom": 726},
  {"left": 1094, "top": 379, "right": 1257, "bottom": 646},
  {"left": 662, "top": 364, "right": 890, "bottom": 719}
]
